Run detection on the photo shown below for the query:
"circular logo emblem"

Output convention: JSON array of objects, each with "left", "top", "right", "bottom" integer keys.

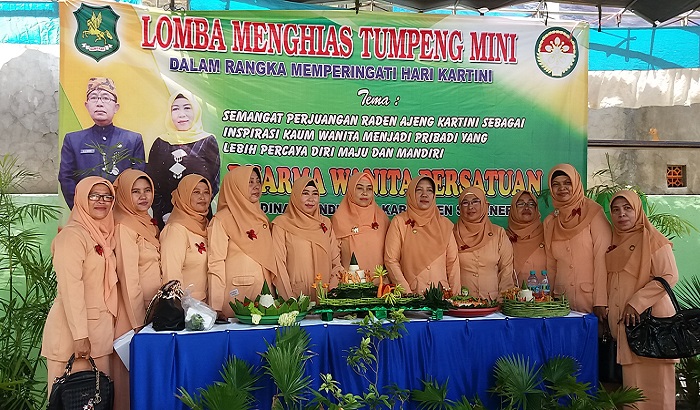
[{"left": 535, "top": 27, "right": 578, "bottom": 78}]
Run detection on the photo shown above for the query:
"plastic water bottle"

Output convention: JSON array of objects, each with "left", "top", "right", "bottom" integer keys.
[
  {"left": 540, "top": 270, "right": 550, "bottom": 297},
  {"left": 527, "top": 270, "right": 540, "bottom": 297}
]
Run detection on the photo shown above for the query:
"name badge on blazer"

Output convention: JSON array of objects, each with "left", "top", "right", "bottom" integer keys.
[{"left": 80, "top": 148, "right": 96, "bottom": 154}]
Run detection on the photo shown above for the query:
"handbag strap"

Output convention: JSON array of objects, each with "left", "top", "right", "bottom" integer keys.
[
  {"left": 63, "top": 354, "right": 100, "bottom": 376},
  {"left": 652, "top": 277, "right": 680, "bottom": 313},
  {"left": 61, "top": 354, "right": 104, "bottom": 405}
]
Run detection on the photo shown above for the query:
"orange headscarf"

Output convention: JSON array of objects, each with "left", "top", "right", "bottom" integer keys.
[
  {"left": 332, "top": 171, "right": 389, "bottom": 238},
  {"left": 60, "top": 177, "right": 118, "bottom": 316},
  {"left": 454, "top": 186, "right": 496, "bottom": 252},
  {"left": 331, "top": 171, "right": 390, "bottom": 269},
  {"left": 113, "top": 169, "right": 159, "bottom": 248},
  {"left": 507, "top": 191, "right": 544, "bottom": 268},
  {"left": 215, "top": 166, "right": 277, "bottom": 274},
  {"left": 605, "top": 190, "right": 671, "bottom": 288},
  {"left": 166, "top": 174, "right": 211, "bottom": 237},
  {"left": 273, "top": 176, "right": 331, "bottom": 255},
  {"left": 401, "top": 176, "right": 453, "bottom": 270},
  {"left": 547, "top": 163, "right": 604, "bottom": 241}
]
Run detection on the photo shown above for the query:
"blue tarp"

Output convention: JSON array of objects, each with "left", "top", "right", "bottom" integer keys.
[
  {"left": 0, "top": 0, "right": 323, "bottom": 44},
  {"left": 190, "top": 0, "right": 327, "bottom": 11},
  {"left": 0, "top": 0, "right": 140, "bottom": 44}
]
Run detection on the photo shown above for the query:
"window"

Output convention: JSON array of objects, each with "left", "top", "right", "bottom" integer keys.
[{"left": 667, "top": 165, "right": 686, "bottom": 188}]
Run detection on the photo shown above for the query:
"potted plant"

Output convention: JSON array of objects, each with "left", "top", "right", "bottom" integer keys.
[{"left": 0, "top": 154, "right": 61, "bottom": 408}]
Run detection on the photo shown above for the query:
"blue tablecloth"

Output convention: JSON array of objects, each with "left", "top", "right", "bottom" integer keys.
[{"left": 130, "top": 312, "right": 598, "bottom": 409}]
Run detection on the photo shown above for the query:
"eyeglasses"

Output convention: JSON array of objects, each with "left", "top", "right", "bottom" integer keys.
[
  {"left": 87, "top": 95, "right": 116, "bottom": 104},
  {"left": 461, "top": 199, "right": 482, "bottom": 207},
  {"left": 88, "top": 194, "right": 115, "bottom": 202},
  {"left": 516, "top": 201, "right": 537, "bottom": 209}
]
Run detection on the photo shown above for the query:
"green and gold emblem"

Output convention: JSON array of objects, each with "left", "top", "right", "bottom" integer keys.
[{"left": 73, "top": 4, "right": 120, "bottom": 62}]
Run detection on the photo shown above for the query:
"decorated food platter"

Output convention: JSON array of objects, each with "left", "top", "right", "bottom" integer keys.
[
  {"left": 446, "top": 306, "right": 500, "bottom": 318},
  {"left": 230, "top": 281, "right": 311, "bottom": 325}
]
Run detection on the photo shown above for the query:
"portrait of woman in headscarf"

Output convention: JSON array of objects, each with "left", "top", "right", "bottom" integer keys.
[
  {"left": 160, "top": 174, "right": 212, "bottom": 302},
  {"left": 208, "top": 166, "right": 286, "bottom": 318},
  {"left": 42, "top": 177, "right": 118, "bottom": 399},
  {"left": 272, "top": 176, "right": 342, "bottom": 300},
  {"left": 507, "top": 190, "right": 546, "bottom": 286},
  {"left": 605, "top": 190, "right": 678, "bottom": 410},
  {"left": 146, "top": 90, "right": 220, "bottom": 228},
  {"left": 454, "top": 186, "right": 515, "bottom": 299},
  {"left": 543, "top": 163, "right": 611, "bottom": 316},
  {"left": 384, "top": 175, "right": 460, "bottom": 294},
  {"left": 331, "top": 171, "right": 390, "bottom": 272}
]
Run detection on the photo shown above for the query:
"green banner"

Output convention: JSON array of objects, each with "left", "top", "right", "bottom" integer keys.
[{"left": 60, "top": 1, "right": 589, "bottom": 224}]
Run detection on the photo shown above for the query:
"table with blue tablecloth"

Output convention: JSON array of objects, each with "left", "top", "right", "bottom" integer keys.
[{"left": 130, "top": 312, "right": 598, "bottom": 409}]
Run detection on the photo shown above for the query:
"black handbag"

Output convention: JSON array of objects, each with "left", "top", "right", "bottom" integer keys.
[
  {"left": 144, "top": 279, "right": 185, "bottom": 331},
  {"left": 47, "top": 354, "right": 113, "bottom": 410},
  {"left": 626, "top": 277, "right": 700, "bottom": 359},
  {"left": 598, "top": 322, "right": 622, "bottom": 383}
]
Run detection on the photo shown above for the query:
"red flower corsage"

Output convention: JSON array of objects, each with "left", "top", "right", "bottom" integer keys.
[
  {"left": 196, "top": 242, "right": 206, "bottom": 254},
  {"left": 571, "top": 207, "right": 582, "bottom": 217},
  {"left": 460, "top": 244, "right": 469, "bottom": 251},
  {"left": 151, "top": 218, "right": 158, "bottom": 226},
  {"left": 320, "top": 223, "right": 328, "bottom": 233},
  {"left": 246, "top": 229, "right": 257, "bottom": 240},
  {"left": 94, "top": 245, "right": 103, "bottom": 256},
  {"left": 371, "top": 222, "right": 380, "bottom": 230},
  {"left": 607, "top": 244, "right": 617, "bottom": 253},
  {"left": 405, "top": 219, "right": 416, "bottom": 228}
]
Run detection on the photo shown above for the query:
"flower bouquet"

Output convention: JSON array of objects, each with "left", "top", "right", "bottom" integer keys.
[{"left": 230, "top": 281, "right": 311, "bottom": 325}]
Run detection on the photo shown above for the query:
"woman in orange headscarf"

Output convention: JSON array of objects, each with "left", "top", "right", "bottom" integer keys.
[
  {"left": 331, "top": 171, "right": 390, "bottom": 272},
  {"left": 112, "top": 170, "right": 161, "bottom": 410},
  {"left": 454, "top": 187, "right": 515, "bottom": 299},
  {"left": 384, "top": 176, "right": 460, "bottom": 294},
  {"left": 160, "top": 174, "right": 212, "bottom": 302},
  {"left": 113, "top": 169, "right": 161, "bottom": 332},
  {"left": 605, "top": 190, "right": 678, "bottom": 410},
  {"left": 544, "top": 164, "right": 611, "bottom": 315},
  {"left": 42, "top": 177, "right": 118, "bottom": 394},
  {"left": 208, "top": 166, "right": 285, "bottom": 318},
  {"left": 507, "top": 190, "right": 546, "bottom": 286},
  {"left": 272, "top": 176, "right": 342, "bottom": 299}
]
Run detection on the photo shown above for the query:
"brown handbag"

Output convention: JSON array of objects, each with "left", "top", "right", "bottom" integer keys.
[{"left": 144, "top": 279, "right": 185, "bottom": 331}]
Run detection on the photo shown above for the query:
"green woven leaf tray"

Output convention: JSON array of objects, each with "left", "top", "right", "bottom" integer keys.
[
  {"left": 317, "top": 296, "right": 422, "bottom": 307},
  {"left": 235, "top": 312, "right": 308, "bottom": 325},
  {"left": 501, "top": 298, "right": 570, "bottom": 318}
]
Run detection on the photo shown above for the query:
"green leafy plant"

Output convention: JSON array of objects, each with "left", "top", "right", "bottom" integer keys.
[
  {"left": 0, "top": 154, "right": 61, "bottom": 409},
  {"left": 410, "top": 378, "right": 486, "bottom": 410},
  {"left": 677, "top": 355, "right": 700, "bottom": 410},
  {"left": 673, "top": 277, "right": 700, "bottom": 409},
  {"left": 313, "top": 309, "right": 410, "bottom": 410},
  {"left": 177, "top": 357, "right": 260, "bottom": 410},
  {"left": 260, "top": 325, "right": 314, "bottom": 410},
  {"left": 490, "top": 355, "right": 644, "bottom": 409},
  {"left": 411, "top": 355, "right": 643, "bottom": 410}
]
